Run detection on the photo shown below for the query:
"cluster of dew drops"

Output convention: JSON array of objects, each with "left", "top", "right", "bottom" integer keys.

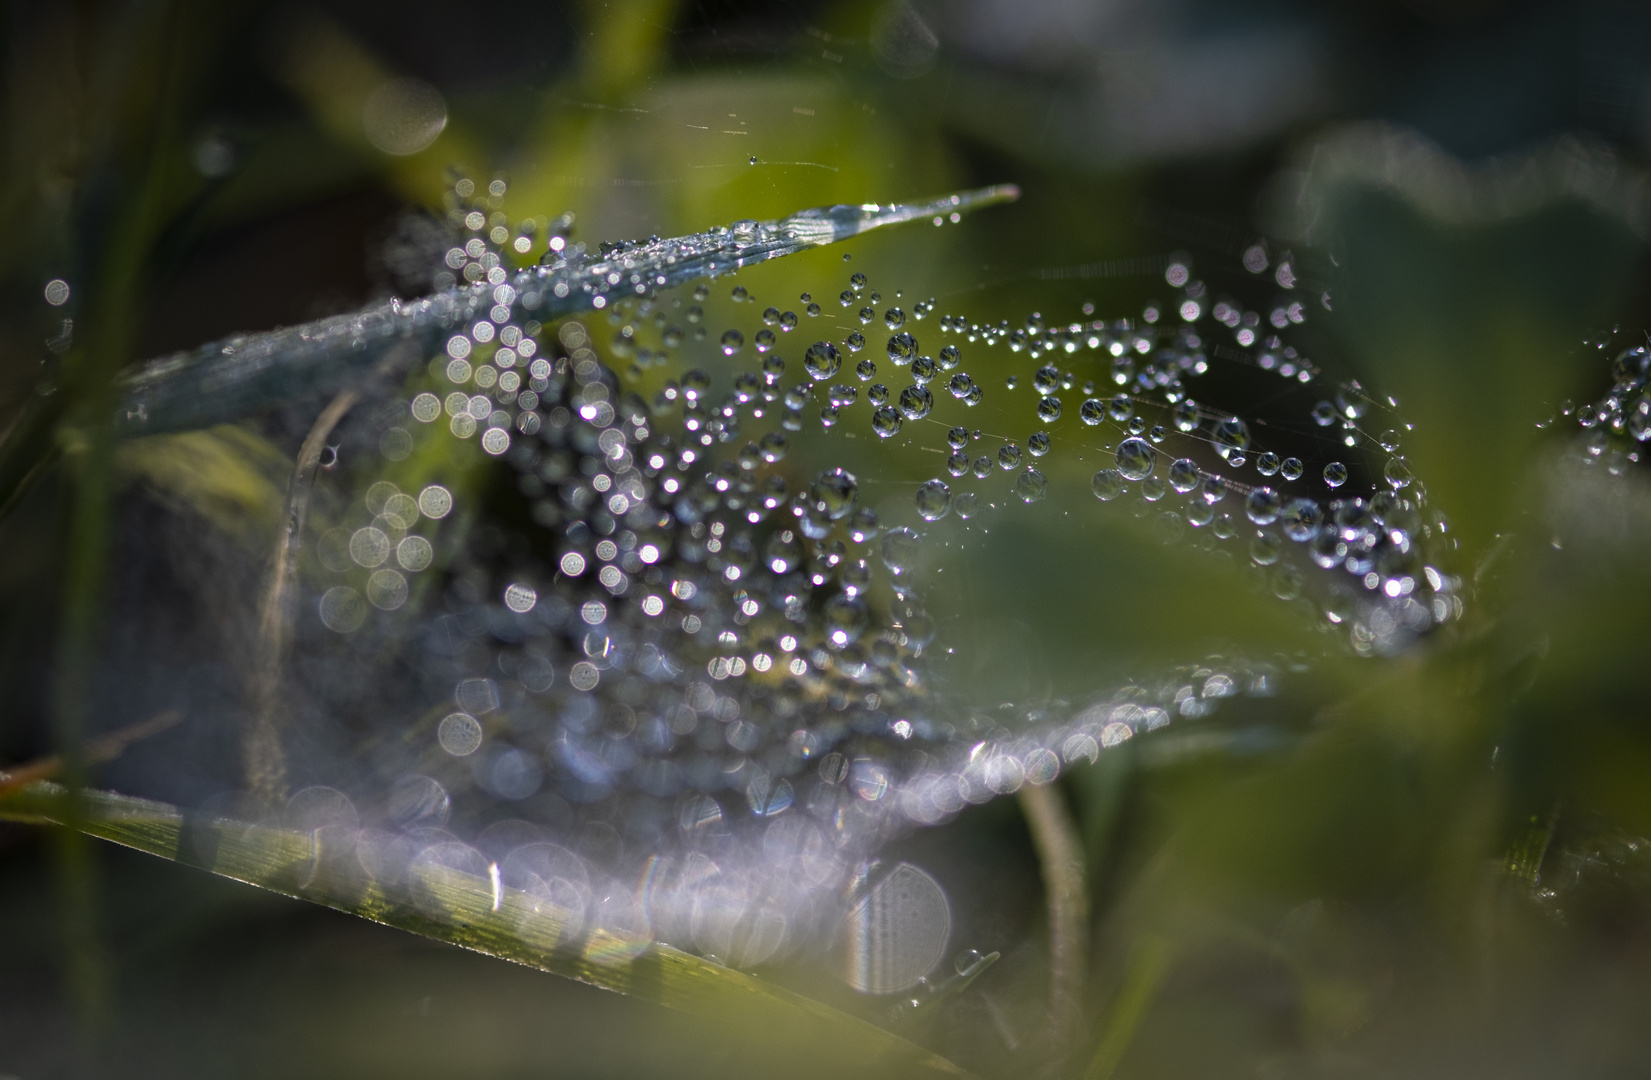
[
  {"left": 276, "top": 173, "right": 1651, "bottom": 969},
  {"left": 307, "top": 175, "right": 1507, "bottom": 855},
  {"left": 612, "top": 237, "right": 1472, "bottom": 660}
]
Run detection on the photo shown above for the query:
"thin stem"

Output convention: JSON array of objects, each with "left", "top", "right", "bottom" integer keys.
[
  {"left": 1019, "top": 779, "right": 1090, "bottom": 1060},
  {"left": 244, "top": 388, "right": 360, "bottom": 807},
  {"left": 0, "top": 709, "right": 181, "bottom": 797}
]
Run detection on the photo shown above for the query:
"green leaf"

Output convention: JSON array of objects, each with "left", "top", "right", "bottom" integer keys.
[{"left": 0, "top": 781, "right": 975, "bottom": 1080}]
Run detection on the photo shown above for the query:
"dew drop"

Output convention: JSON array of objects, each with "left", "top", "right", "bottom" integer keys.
[
  {"left": 1015, "top": 468, "right": 1048, "bottom": 503},
  {"left": 1245, "top": 487, "right": 1282, "bottom": 525},
  {"left": 1167, "top": 458, "right": 1200, "bottom": 494},
  {"left": 1115, "top": 437, "right": 1156, "bottom": 481},
  {"left": 1323, "top": 461, "right": 1349, "bottom": 488},
  {"left": 804, "top": 342, "right": 842, "bottom": 380},
  {"left": 1091, "top": 469, "right": 1124, "bottom": 501},
  {"left": 915, "top": 479, "right": 952, "bottom": 521},
  {"left": 880, "top": 527, "right": 920, "bottom": 574},
  {"left": 1382, "top": 456, "right": 1413, "bottom": 490},
  {"left": 887, "top": 332, "right": 917, "bottom": 364},
  {"left": 1281, "top": 497, "right": 1322, "bottom": 541},
  {"left": 810, "top": 467, "right": 859, "bottom": 520},
  {"left": 898, "top": 385, "right": 934, "bottom": 421},
  {"left": 721, "top": 329, "right": 744, "bottom": 356}
]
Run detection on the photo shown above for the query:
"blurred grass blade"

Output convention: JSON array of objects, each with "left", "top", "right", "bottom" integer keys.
[{"left": 0, "top": 782, "right": 976, "bottom": 1079}]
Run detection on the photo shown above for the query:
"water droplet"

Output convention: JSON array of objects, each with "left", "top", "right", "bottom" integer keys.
[
  {"left": 885, "top": 308, "right": 906, "bottom": 330},
  {"left": 732, "top": 286, "right": 749, "bottom": 302},
  {"left": 1080, "top": 399, "right": 1105, "bottom": 426},
  {"left": 880, "top": 527, "right": 921, "bottom": 574},
  {"left": 1312, "top": 401, "right": 1337, "bottom": 426},
  {"left": 915, "top": 479, "right": 951, "bottom": 521},
  {"left": 947, "top": 426, "right": 969, "bottom": 449},
  {"left": 1323, "top": 461, "right": 1348, "bottom": 488},
  {"left": 850, "top": 272, "right": 867, "bottom": 292},
  {"left": 910, "top": 356, "right": 937, "bottom": 384},
  {"left": 1115, "top": 437, "right": 1156, "bottom": 481},
  {"left": 1015, "top": 468, "right": 1048, "bottom": 503},
  {"left": 1280, "top": 457, "right": 1304, "bottom": 481},
  {"left": 1091, "top": 469, "right": 1124, "bottom": 501},
  {"left": 1167, "top": 458, "right": 1200, "bottom": 493},
  {"left": 1037, "top": 396, "right": 1063, "bottom": 422},
  {"left": 947, "top": 373, "right": 974, "bottom": 399},
  {"left": 872, "top": 405, "right": 904, "bottom": 438},
  {"left": 759, "top": 431, "right": 788, "bottom": 463},
  {"left": 938, "top": 345, "right": 960, "bottom": 370},
  {"left": 1172, "top": 400, "right": 1199, "bottom": 432},
  {"left": 1382, "top": 456, "right": 1413, "bottom": 489},
  {"left": 946, "top": 452, "right": 969, "bottom": 476},
  {"left": 997, "top": 443, "right": 1022, "bottom": 470},
  {"left": 1255, "top": 451, "right": 1281, "bottom": 476},
  {"left": 721, "top": 329, "right": 744, "bottom": 356},
  {"left": 810, "top": 467, "right": 859, "bottom": 520},
  {"left": 1027, "top": 431, "right": 1050, "bottom": 456},
  {"left": 1200, "top": 476, "right": 1226, "bottom": 504},
  {"left": 846, "top": 331, "right": 866, "bottom": 353},
  {"left": 1250, "top": 532, "right": 1281, "bottom": 566},
  {"left": 804, "top": 342, "right": 842, "bottom": 380},
  {"left": 887, "top": 332, "right": 917, "bottom": 364},
  {"left": 898, "top": 385, "right": 933, "bottom": 420},
  {"left": 1245, "top": 487, "right": 1281, "bottom": 525},
  {"left": 1213, "top": 417, "right": 1250, "bottom": 458},
  {"left": 1336, "top": 386, "right": 1371, "bottom": 420},
  {"left": 1033, "top": 365, "right": 1060, "bottom": 395}
]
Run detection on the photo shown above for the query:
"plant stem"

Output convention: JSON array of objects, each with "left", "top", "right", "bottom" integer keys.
[
  {"left": 1019, "top": 780, "right": 1090, "bottom": 1061},
  {"left": 244, "top": 388, "right": 360, "bottom": 807}
]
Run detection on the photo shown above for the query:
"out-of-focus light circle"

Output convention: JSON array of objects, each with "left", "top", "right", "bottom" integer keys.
[{"left": 363, "top": 78, "right": 447, "bottom": 156}]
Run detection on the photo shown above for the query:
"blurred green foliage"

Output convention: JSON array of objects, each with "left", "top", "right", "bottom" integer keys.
[{"left": 3, "top": 1, "right": 1651, "bottom": 1078}]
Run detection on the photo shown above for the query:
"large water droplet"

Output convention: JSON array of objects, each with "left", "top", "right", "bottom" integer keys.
[
  {"left": 915, "top": 479, "right": 951, "bottom": 521},
  {"left": 804, "top": 342, "right": 842, "bottom": 380},
  {"left": 1167, "top": 458, "right": 1200, "bottom": 493},
  {"left": 1245, "top": 487, "right": 1281, "bottom": 525},
  {"left": 1115, "top": 437, "right": 1156, "bottom": 481},
  {"left": 898, "top": 385, "right": 934, "bottom": 420},
  {"left": 810, "top": 467, "right": 858, "bottom": 520},
  {"left": 887, "top": 332, "right": 917, "bottom": 364},
  {"left": 1015, "top": 468, "right": 1048, "bottom": 503},
  {"left": 880, "top": 527, "right": 921, "bottom": 574}
]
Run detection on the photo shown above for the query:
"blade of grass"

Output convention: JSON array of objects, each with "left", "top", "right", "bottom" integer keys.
[{"left": 0, "top": 781, "right": 977, "bottom": 1079}]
